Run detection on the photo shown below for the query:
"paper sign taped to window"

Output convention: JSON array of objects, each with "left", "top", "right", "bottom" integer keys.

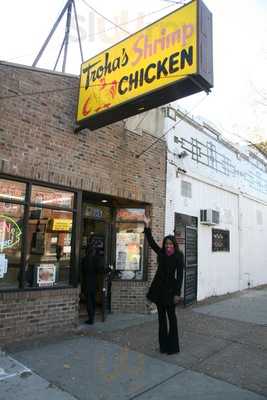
[{"left": 0, "top": 254, "right": 8, "bottom": 278}]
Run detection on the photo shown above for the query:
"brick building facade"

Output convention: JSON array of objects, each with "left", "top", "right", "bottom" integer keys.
[{"left": 0, "top": 61, "right": 166, "bottom": 344}]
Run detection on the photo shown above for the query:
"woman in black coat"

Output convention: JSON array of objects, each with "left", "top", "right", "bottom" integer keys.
[{"left": 144, "top": 216, "right": 184, "bottom": 354}]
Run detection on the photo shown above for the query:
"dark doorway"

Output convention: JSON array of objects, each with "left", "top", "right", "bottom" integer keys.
[
  {"left": 79, "top": 212, "right": 112, "bottom": 322},
  {"left": 174, "top": 213, "right": 198, "bottom": 306}
]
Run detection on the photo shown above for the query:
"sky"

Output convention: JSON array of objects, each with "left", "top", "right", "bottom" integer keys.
[{"left": 1, "top": 0, "right": 267, "bottom": 144}]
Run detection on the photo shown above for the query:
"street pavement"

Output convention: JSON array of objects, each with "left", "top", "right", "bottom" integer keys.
[{"left": 0, "top": 287, "right": 266, "bottom": 400}]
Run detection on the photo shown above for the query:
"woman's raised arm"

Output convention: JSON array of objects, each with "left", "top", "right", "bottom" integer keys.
[{"left": 144, "top": 216, "right": 161, "bottom": 254}]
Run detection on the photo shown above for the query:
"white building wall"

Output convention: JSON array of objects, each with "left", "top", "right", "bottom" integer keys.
[
  {"left": 239, "top": 195, "right": 267, "bottom": 290},
  {"left": 164, "top": 105, "right": 267, "bottom": 300},
  {"left": 166, "top": 172, "right": 239, "bottom": 300}
]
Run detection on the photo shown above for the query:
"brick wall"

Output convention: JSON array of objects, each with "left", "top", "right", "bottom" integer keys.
[
  {"left": 0, "top": 288, "right": 79, "bottom": 345},
  {"left": 0, "top": 62, "right": 166, "bottom": 206},
  {"left": 0, "top": 61, "right": 166, "bottom": 339},
  {"left": 111, "top": 281, "right": 150, "bottom": 313}
]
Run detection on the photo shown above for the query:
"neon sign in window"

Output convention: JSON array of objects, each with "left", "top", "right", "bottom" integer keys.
[{"left": 0, "top": 215, "right": 22, "bottom": 249}]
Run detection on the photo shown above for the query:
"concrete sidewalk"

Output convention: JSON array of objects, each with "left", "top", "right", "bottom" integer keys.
[
  {"left": 193, "top": 287, "right": 267, "bottom": 325},
  {"left": 0, "top": 287, "right": 267, "bottom": 400},
  {"left": 0, "top": 350, "right": 76, "bottom": 400}
]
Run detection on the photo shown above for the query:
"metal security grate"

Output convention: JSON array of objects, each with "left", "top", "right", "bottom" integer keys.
[{"left": 212, "top": 229, "right": 230, "bottom": 252}]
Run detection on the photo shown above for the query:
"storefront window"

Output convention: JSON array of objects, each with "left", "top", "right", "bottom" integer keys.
[
  {"left": 0, "top": 203, "right": 23, "bottom": 289},
  {"left": 115, "top": 216, "right": 145, "bottom": 280},
  {"left": 0, "top": 179, "right": 26, "bottom": 202},
  {"left": 26, "top": 208, "right": 73, "bottom": 288},
  {"left": 0, "top": 177, "right": 77, "bottom": 291},
  {"left": 31, "top": 186, "right": 74, "bottom": 209}
]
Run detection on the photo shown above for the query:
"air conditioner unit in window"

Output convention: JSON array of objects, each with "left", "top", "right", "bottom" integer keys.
[{"left": 200, "top": 209, "right": 220, "bottom": 225}]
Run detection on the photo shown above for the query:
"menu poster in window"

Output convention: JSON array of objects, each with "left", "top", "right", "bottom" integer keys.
[
  {"left": 116, "top": 232, "right": 141, "bottom": 271},
  {"left": 50, "top": 219, "right": 72, "bottom": 232},
  {"left": 64, "top": 233, "right": 71, "bottom": 246},
  {"left": 37, "top": 264, "right": 56, "bottom": 287},
  {"left": 63, "top": 245, "right": 71, "bottom": 254},
  {"left": 0, "top": 254, "right": 8, "bottom": 278},
  {"left": 51, "top": 236, "right": 58, "bottom": 245}
]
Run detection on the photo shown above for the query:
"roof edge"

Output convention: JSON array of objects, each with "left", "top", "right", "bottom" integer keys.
[{"left": 0, "top": 59, "right": 79, "bottom": 80}]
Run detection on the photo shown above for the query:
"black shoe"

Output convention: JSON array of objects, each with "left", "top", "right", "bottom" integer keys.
[{"left": 85, "top": 319, "right": 94, "bottom": 325}]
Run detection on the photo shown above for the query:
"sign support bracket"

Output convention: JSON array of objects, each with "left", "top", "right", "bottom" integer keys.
[{"left": 32, "top": 0, "right": 84, "bottom": 72}]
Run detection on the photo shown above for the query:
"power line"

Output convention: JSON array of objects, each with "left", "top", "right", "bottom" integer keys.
[
  {"left": 161, "top": 0, "right": 186, "bottom": 4},
  {"left": 80, "top": 0, "right": 130, "bottom": 35},
  {"left": 83, "top": 3, "right": 175, "bottom": 40},
  {"left": 135, "top": 94, "right": 208, "bottom": 158},
  {"left": 2, "top": 4, "right": 175, "bottom": 63},
  {"left": 0, "top": 86, "right": 77, "bottom": 100},
  {"left": 3, "top": 67, "right": 263, "bottom": 155},
  {"left": 0, "top": 73, "right": 190, "bottom": 100}
]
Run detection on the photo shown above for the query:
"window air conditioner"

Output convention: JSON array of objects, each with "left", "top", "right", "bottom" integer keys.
[{"left": 200, "top": 209, "right": 220, "bottom": 225}]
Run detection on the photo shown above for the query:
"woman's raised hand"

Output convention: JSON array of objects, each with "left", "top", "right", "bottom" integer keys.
[{"left": 144, "top": 215, "right": 150, "bottom": 227}]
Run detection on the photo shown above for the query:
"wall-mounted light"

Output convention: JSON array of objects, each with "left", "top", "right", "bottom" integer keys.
[
  {"left": 177, "top": 150, "right": 188, "bottom": 159},
  {"left": 101, "top": 199, "right": 108, "bottom": 203}
]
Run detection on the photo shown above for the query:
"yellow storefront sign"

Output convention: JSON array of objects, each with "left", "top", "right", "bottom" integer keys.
[
  {"left": 76, "top": 0, "right": 213, "bottom": 130},
  {"left": 51, "top": 219, "right": 72, "bottom": 231}
]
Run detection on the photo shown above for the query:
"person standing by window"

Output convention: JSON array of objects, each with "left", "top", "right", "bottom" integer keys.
[{"left": 144, "top": 216, "right": 184, "bottom": 354}]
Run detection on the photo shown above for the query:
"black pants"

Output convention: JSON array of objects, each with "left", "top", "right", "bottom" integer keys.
[
  {"left": 86, "top": 290, "right": 96, "bottom": 323},
  {"left": 156, "top": 303, "right": 180, "bottom": 354}
]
